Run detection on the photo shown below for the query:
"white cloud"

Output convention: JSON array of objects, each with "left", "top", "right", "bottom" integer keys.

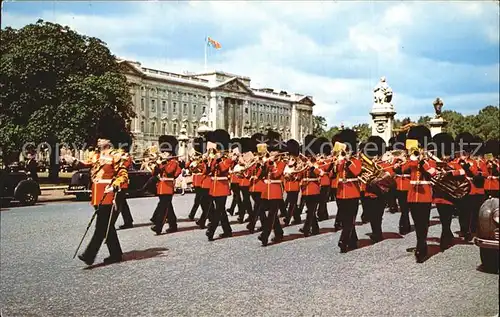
[{"left": 2, "top": 1, "right": 499, "bottom": 128}]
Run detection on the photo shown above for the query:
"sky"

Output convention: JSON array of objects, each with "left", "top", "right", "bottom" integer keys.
[{"left": 2, "top": 1, "right": 499, "bottom": 127}]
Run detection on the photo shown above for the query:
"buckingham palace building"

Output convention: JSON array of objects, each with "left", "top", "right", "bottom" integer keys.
[{"left": 118, "top": 60, "right": 314, "bottom": 148}]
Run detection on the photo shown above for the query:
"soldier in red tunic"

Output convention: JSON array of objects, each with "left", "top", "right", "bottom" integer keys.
[
  {"left": 227, "top": 149, "right": 244, "bottom": 222},
  {"left": 75, "top": 137, "right": 129, "bottom": 265},
  {"left": 188, "top": 137, "right": 205, "bottom": 221},
  {"left": 151, "top": 136, "right": 182, "bottom": 235},
  {"left": 116, "top": 143, "right": 134, "bottom": 229},
  {"left": 299, "top": 157, "right": 324, "bottom": 237},
  {"left": 283, "top": 156, "right": 302, "bottom": 225},
  {"left": 401, "top": 126, "right": 438, "bottom": 262},
  {"left": 335, "top": 130, "right": 362, "bottom": 253},
  {"left": 484, "top": 140, "right": 499, "bottom": 198},
  {"left": 258, "top": 154, "right": 287, "bottom": 245}
]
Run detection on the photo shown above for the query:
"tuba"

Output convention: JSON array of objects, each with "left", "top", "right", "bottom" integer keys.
[
  {"left": 359, "top": 153, "right": 396, "bottom": 195},
  {"left": 426, "top": 152, "right": 470, "bottom": 201}
]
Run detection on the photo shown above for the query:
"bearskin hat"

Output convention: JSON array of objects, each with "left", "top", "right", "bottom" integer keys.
[
  {"left": 336, "top": 129, "right": 357, "bottom": 153},
  {"left": 192, "top": 137, "right": 204, "bottom": 154},
  {"left": 286, "top": 139, "right": 300, "bottom": 157},
  {"left": 471, "top": 136, "right": 485, "bottom": 156},
  {"left": 211, "top": 129, "right": 230, "bottom": 151},
  {"left": 316, "top": 136, "right": 332, "bottom": 155},
  {"left": 455, "top": 132, "right": 474, "bottom": 154},
  {"left": 431, "top": 132, "right": 454, "bottom": 157},
  {"left": 363, "top": 135, "right": 386, "bottom": 158},
  {"left": 484, "top": 139, "right": 500, "bottom": 157},
  {"left": 158, "top": 135, "right": 178, "bottom": 155},
  {"left": 393, "top": 132, "right": 407, "bottom": 150},
  {"left": 407, "top": 125, "right": 432, "bottom": 149}
]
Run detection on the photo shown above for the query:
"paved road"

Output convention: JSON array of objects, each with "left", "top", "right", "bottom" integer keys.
[{"left": 1, "top": 195, "right": 498, "bottom": 317}]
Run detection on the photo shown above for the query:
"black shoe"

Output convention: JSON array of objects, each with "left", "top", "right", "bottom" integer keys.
[
  {"left": 415, "top": 251, "right": 427, "bottom": 263},
  {"left": 311, "top": 230, "right": 320, "bottom": 236},
  {"left": 399, "top": 227, "right": 410, "bottom": 235},
  {"left": 292, "top": 219, "right": 302, "bottom": 225},
  {"left": 237, "top": 217, "right": 244, "bottom": 224},
  {"left": 219, "top": 232, "right": 232, "bottom": 239},
  {"left": 370, "top": 234, "right": 383, "bottom": 243},
  {"left": 226, "top": 209, "right": 234, "bottom": 216},
  {"left": 464, "top": 233, "right": 473, "bottom": 242},
  {"left": 165, "top": 227, "right": 178, "bottom": 233},
  {"left": 78, "top": 254, "right": 94, "bottom": 266},
  {"left": 258, "top": 234, "right": 268, "bottom": 246},
  {"left": 150, "top": 218, "right": 155, "bottom": 223},
  {"left": 103, "top": 255, "right": 123, "bottom": 265},
  {"left": 244, "top": 217, "right": 250, "bottom": 223},
  {"left": 150, "top": 226, "right": 161, "bottom": 235},
  {"left": 205, "top": 231, "right": 214, "bottom": 241},
  {"left": 188, "top": 215, "right": 195, "bottom": 221},
  {"left": 119, "top": 223, "right": 133, "bottom": 229},
  {"left": 196, "top": 221, "right": 205, "bottom": 229},
  {"left": 339, "top": 244, "right": 348, "bottom": 253}
]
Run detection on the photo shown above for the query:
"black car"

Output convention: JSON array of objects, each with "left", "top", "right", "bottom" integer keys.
[
  {"left": 64, "top": 168, "right": 154, "bottom": 201},
  {"left": 0, "top": 169, "right": 41, "bottom": 207}
]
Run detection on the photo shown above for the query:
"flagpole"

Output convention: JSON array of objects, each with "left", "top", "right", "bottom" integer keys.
[{"left": 204, "top": 36, "right": 208, "bottom": 72}]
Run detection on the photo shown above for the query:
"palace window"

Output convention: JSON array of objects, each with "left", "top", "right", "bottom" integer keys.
[
  {"left": 267, "top": 114, "right": 270, "bottom": 121},
  {"left": 202, "top": 106, "right": 206, "bottom": 114},
  {"left": 252, "top": 113, "right": 256, "bottom": 121},
  {"left": 140, "top": 98, "right": 145, "bottom": 111},
  {"left": 173, "top": 102, "right": 177, "bottom": 113},
  {"left": 162, "top": 100, "right": 167, "bottom": 112},
  {"left": 151, "top": 99, "right": 156, "bottom": 112},
  {"left": 162, "top": 122, "right": 167, "bottom": 134},
  {"left": 193, "top": 125, "right": 197, "bottom": 132},
  {"left": 173, "top": 123, "right": 177, "bottom": 134},
  {"left": 260, "top": 113, "right": 263, "bottom": 121},
  {"left": 245, "top": 108, "right": 249, "bottom": 114},
  {"left": 151, "top": 88, "right": 156, "bottom": 96},
  {"left": 140, "top": 121, "right": 145, "bottom": 132},
  {"left": 193, "top": 105, "right": 197, "bottom": 115},
  {"left": 141, "top": 86, "right": 145, "bottom": 96},
  {"left": 274, "top": 115, "right": 277, "bottom": 121},
  {"left": 150, "top": 122, "right": 156, "bottom": 134},
  {"left": 183, "top": 103, "right": 188, "bottom": 115}
]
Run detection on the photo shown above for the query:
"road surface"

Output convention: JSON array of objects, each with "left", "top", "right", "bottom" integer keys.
[{"left": 1, "top": 195, "right": 498, "bottom": 316}]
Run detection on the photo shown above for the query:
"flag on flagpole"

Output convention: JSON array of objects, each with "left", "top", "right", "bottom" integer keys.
[{"left": 207, "top": 36, "right": 222, "bottom": 49}]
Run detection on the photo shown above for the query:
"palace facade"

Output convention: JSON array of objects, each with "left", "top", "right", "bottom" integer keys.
[{"left": 119, "top": 60, "right": 315, "bottom": 147}]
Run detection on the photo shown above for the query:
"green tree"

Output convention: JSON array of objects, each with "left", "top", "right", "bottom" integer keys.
[
  {"left": 473, "top": 105, "right": 499, "bottom": 140},
  {"left": 322, "top": 126, "right": 341, "bottom": 141},
  {"left": 352, "top": 123, "right": 371, "bottom": 143},
  {"left": 0, "top": 20, "right": 135, "bottom": 180},
  {"left": 313, "top": 115, "right": 327, "bottom": 136}
]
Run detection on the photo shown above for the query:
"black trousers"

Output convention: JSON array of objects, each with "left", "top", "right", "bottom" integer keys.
[
  {"left": 284, "top": 191, "right": 300, "bottom": 223},
  {"left": 82, "top": 204, "right": 122, "bottom": 261},
  {"left": 188, "top": 187, "right": 202, "bottom": 219},
  {"left": 153, "top": 195, "right": 176, "bottom": 234},
  {"left": 408, "top": 203, "right": 431, "bottom": 255},
  {"left": 436, "top": 203, "right": 454, "bottom": 246},
  {"left": 239, "top": 186, "right": 252, "bottom": 220},
  {"left": 197, "top": 188, "right": 212, "bottom": 226},
  {"left": 207, "top": 196, "right": 232, "bottom": 236},
  {"left": 248, "top": 192, "right": 264, "bottom": 230},
  {"left": 396, "top": 190, "right": 410, "bottom": 233},
  {"left": 337, "top": 198, "right": 359, "bottom": 248},
  {"left": 260, "top": 199, "right": 284, "bottom": 241},
  {"left": 317, "top": 186, "right": 330, "bottom": 221},
  {"left": 458, "top": 194, "right": 485, "bottom": 235},
  {"left": 116, "top": 190, "right": 133, "bottom": 226},
  {"left": 334, "top": 198, "right": 343, "bottom": 229},
  {"left": 303, "top": 195, "right": 320, "bottom": 235},
  {"left": 278, "top": 198, "right": 287, "bottom": 218},
  {"left": 486, "top": 190, "right": 499, "bottom": 198},
  {"left": 365, "top": 196, "right": 385, "bottom": 241},
  {"left": 228, "top": 183, "right": 243, "bottom": 215},
  {"left": 330, "top": 188, "right": 337, "bottom": 202},
  {"left": 360, "top": 195, "right": 369, "bottom": 223}
]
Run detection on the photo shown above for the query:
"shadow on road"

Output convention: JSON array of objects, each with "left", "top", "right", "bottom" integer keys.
[{"left": 84, "top": 247, "right": 168, "bottom": 270}]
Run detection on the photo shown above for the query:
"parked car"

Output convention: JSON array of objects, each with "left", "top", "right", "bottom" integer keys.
[
  {"left": 64, "top": 167, "right": 154, "bottom": 201},
  {"left": 475, "top": 197, "right": 499, "bottom": 273},
  {"left": 0, "top": 168, "right": 41, "bottom": 207}
]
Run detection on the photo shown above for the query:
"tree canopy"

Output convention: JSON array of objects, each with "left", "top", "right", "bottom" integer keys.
[{"left": 0, "top": 19, "right": 135, "bottom": 167}]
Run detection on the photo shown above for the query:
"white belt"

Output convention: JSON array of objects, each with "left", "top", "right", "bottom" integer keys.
[
  {"left": 264, "top": 180, "right": 282, "bottom": 184},
  {"left": 487, "top": 176, "right": 499, "bottom": 179},
  {"left": 339, "top": 178, "right": 358, "bottom": 183},
  {"left": 159, "top": 178, "right": 175, "bottom": 181},
  {"left": 211, "top": 177, "right": 228, "bottom": 181},
  {"left": 410, "top": 181, "right": 432, "bottom": 185},
  {"left": 94, "top": 179, "right": 112, "bottom": 184},
  {"left": 395, "top": 174, "right": 410, "bottom": 177},
  {"left": 302, "top": 178, "right": 319, "bottom": 182},
  {"left": 192, "top": 173, "right": 202, "bottom": 176}
]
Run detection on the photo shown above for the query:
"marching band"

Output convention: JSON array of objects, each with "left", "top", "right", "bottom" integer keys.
[{"left": 72, "top": 126, "right": 499, "bottom": 266}]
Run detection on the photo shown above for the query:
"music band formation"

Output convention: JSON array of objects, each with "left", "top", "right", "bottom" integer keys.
[{"left": 70, "top": 126, "right": 500, "bottom": 266}]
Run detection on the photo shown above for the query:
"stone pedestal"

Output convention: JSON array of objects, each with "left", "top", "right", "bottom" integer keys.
[
  {"left": 370, "top": 103, "right": 396, "bottom": 144},
  {"left": 429, "top": 117, "right": 447, "bottom": 137}
]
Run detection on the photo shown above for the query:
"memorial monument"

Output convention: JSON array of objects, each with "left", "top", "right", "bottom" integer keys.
[
  {"left": 429, "top": 97, "right": 448, "bottom": 136},
  {"left": 370, "top": 76, "right": 396, "bottom": 143}
]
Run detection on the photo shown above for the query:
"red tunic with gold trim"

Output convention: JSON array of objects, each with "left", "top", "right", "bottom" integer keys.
[
  {"left": 320, "top": 161, "right": 332, "bottom": 187},
  {"left": 403, "top": 159, "right": 437, "bottom": 203},
  {"left": 248, "top": 164, "right": 265, "bottom": 193},
  {"left": 451, "top": 158, "right": 484, "bottom": 195},
  {"left": 284, "top": 164, "right": 300, "bottom": 192},
  {"left": 156, "top": 159, "right": 182, "bottom": 195},
  {"left": 82, "top": 150, "right": 129, "bottom": 206},
  {"left": 209, "top": 157, "right": 232, "bottom": 197},
  {"left": 393, "top": 160, "right": 411, "bottom": 192},
  {"left": 300, "top": 166, "right": 323, "bottom": 196},
  {"left": 484, "top": 159, "right": 499, "bottom": 192},
  {"left": 336, "top": 158, "right": 362, "bottom": 200},
  {"left": 261, "top": 160, "right": 286, "bottom": 200}
]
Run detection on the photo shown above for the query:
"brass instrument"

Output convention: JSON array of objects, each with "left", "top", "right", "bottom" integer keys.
[
  {"left": 359, "top": 153, "right": 396, "bottom": 195},
  {"left": 427, "top": 152, "right": 470, "bottom": 200}
]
